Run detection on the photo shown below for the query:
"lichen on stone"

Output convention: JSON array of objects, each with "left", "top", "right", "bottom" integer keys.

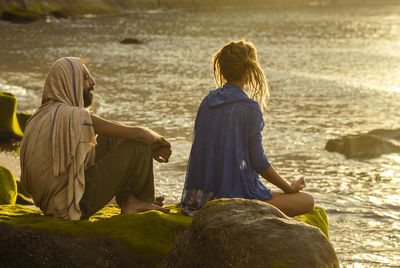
[
  {"left": 0, "top": 165, "right": 17, "bottom": 205},
  {"left": 0, "top": 203, "right": 192, "bottom": 266}
]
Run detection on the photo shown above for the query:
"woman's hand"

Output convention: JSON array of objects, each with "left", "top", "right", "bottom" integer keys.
[{"left": 286, "top": 177, "right": 306, "bottom": 193}]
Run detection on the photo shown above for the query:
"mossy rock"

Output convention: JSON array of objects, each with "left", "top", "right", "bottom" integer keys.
[
  {"left": 0, "top": 165, "right": 17, "bottom": 205},
  {"left": 294, "top": 206, "right": 329, "bottom": 238},
  {"left": 16, "top": 112, "right": 31, "bottom": 133},
  {"left": 0, "top": 198, "right": 331, "bottom": 266},
  {"left": 0, "top": 203, "right": 192, "bottom": 266},
  {"left": 0, "top": 92, "right": 23, "bottom": 139},
  {"left": 0, "top": 10, "right": 43, "bottom": 23},
  {"left": 15, "top": 180, "right": 34, "bottom": 205}
]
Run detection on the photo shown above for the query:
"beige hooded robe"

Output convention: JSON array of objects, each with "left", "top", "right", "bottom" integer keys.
[{"left": 20, "top": 57, "right": 96, "bottom": 220}]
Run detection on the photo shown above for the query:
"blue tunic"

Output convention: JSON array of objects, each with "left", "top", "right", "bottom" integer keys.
[{"left": 181, "top": 83, "right": 272, "bottom": 213}]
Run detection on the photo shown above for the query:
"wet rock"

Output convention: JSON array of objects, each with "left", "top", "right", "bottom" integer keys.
[
  {"left": 120, "top": 38, "right": 143, "bottom": 44},
  {"left": 161, "top": 198, "right": 339, "bottom": 268},
  {"left": 0, "top": 92, "right": 24, "bottom": 140},
  {"left": 0, "top": 165, "right": 17, "bottom": 205},
  {"left": 0, "top": 10, "right": 43, "bottom": 23},
  {"left": 49, "top": 10, "right": 68, "bottom": 19},
  {"left": 326, "top": 129, "right": 400, "bottom": 158}
]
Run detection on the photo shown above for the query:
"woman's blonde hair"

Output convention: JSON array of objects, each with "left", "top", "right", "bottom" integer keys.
[{"left": 213, "top": 40, "right": 269, "bottom": 113}]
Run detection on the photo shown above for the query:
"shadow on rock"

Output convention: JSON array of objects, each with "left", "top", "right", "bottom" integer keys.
[{"left": 0, "top": 222, "right": 141, "bottom": 267}]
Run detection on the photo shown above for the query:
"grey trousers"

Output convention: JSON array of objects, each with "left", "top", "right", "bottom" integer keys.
[{"left": 79, "top": 135, "right": 155, "bottom": 219}]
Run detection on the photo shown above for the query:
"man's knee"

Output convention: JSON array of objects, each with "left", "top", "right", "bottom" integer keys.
[{"left": 122, "top": 140, "right": 152, "bottom": 156}]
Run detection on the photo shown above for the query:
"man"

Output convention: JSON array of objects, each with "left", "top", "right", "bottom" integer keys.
[{"left": 20, "top": 57, "right": 171, "bottom": 220}]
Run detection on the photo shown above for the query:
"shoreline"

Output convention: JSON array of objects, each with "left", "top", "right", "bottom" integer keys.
[{"left": 1, "top": 0, "right": 400, "bottom": 20}]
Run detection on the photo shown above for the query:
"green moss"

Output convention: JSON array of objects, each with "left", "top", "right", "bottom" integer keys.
[
  {"left": 0, "top": 166, "right": 17, "bottom": 205},
  {"left": 16, "top": 180, "right": 31, "bottom": 199},
  {"left": 295, "top": 206, "right": 329, "bottom": 239},
  {"left": 0, "top": 203, "right": 192, "bottom": 266},
  {"left": 0, "top": 92, "right": 23, "bottom": 139},
  {"left": 16, "top": 112, "right": 31, "bottom": 133}
]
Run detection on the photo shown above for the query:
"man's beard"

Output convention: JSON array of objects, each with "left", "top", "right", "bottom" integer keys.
[{"left": 83, "top": 88, "right": 94, "bottom": 108}]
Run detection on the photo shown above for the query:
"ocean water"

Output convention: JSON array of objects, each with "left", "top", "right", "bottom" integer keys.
[{"left": 1, "top": 4, "right": 400, "bottom": 266}]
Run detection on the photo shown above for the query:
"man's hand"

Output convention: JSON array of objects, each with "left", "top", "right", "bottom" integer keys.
[
  {"left": 151, "top": 136, "right": 171, "bottom": 150},
  {"left": 152, "top": 145, "right": 172, "bottom": 163},
  {"left": 151, "top": 136, "right": 172, "bottom": 163}
]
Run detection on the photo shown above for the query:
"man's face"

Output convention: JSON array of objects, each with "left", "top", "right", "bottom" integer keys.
[{"left": 83, "top": 64, "right": 96, "bottom": 108}]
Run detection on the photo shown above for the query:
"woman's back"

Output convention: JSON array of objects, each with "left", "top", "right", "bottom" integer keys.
[{"left": 184, "top": 83, "right": 272, "bottom": 201}]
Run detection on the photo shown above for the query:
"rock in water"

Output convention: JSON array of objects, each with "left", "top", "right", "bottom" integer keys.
[
  {"left": 120, "top": 38, "right": 143, "bottom": 44},
  {"left": 1, "top": 10, "right": 43, "bottom": 23},
  {"left": 161, "top": 198, "right": 339, "bottom": 268},
  {"left": 0, "top": 165, "right": 17, "bottom": 205},
  {"left": 326, "top": 129, "right": 400, "bottom": 159},
  {"left": 0, "top": 92, "right": 24, "bottom": 139}
]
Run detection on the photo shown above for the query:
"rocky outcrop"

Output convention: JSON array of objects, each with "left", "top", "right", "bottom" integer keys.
[
  {"left": 0, "top": 0, "right": 311, "bottom": 22},
  {"left": 0, "top": 92, "right": 24, "bottom": 140},
  {"left": 0, "top": 221, "right": 141, "bottom": 267},
  {"left": 161, "top": 198, "right": 339, "bottom": 268},
  {"left": 0, "top": 195, "right": 335, "bottom": 266},
  {"left": 0, "top": 165, "right": 17, "bottom": 204},
  {"left": 326, "top": 128, "right": 400, "bottom": 158},
  {"left": 0, "top": 166, "right": 335, "bottom": 267},
  {"left": 0, "top": 203, "right": 193, "bottom": 267},
  {"left": 0, "top": 92, "right": 31, "bottom": 150},
  {"left": 0, "top": 165, "right": 33, "bottom": 205}
]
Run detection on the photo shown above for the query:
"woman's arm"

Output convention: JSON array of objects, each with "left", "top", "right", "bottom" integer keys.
[{"left": 260, "top": 165, "right": 306, "bottom": 194}]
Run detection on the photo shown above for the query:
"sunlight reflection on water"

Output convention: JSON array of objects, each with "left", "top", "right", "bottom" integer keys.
[{"left": 1, "top": 4, "right": 400, "bottom": 266}]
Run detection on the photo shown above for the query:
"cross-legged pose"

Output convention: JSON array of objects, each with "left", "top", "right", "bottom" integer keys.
[
  {"left": 181, "top": 40, "right": 314, "bottom": 217},
  {"left": 20, "top": 57, "right": 171, "bottom": 220}
]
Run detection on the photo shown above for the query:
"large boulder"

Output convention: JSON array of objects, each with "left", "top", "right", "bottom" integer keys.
[
  {"left": 0, "top": 221, "right": 140, "bottom": 267},
  {"left": 0, "top": 92, "right": 24, "bottom": 140},
  {"left": 326, "top": 128, "right": 400, "bottom": 158},
  {"left": 0, "top": 203, "right": 192, "bottom": 267},
  {"left": 0, "top": 199, "right": 334, "bottom": 267},
  {"left": 0, "top": 165, "right": 17, "bottom": 204},
  {"left": 161, "top": 199, "right": 339, "bottom": 268}
]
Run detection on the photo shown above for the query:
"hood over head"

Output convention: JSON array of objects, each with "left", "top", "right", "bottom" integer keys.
[
  {"left": 206, "top": 83, "right": 254, "bottom": 107},
  {"left": 42, "top": 57, "right": 86, "bottom": 107}
]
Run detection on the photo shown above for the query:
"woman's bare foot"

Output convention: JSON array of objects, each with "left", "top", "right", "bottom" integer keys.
[{"left": 117, "top": 192, "right": 170, "bottom": 214}]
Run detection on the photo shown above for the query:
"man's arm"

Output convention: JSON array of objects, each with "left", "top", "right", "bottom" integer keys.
[{"left": 91, "top": 114, "right": 171, "bottom": 162}]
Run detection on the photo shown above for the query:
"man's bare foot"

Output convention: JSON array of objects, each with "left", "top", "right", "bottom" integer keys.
[
  {"left": 117, "top": 192, "right": 170, "bottom": 214},
  {"left": 154, "top": 196, "right": 165, "bottom": 206}
]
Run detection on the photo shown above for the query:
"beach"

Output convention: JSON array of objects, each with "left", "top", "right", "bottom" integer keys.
[{"left": 1, "top": 2, "right": 400, "bottom": 266}]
